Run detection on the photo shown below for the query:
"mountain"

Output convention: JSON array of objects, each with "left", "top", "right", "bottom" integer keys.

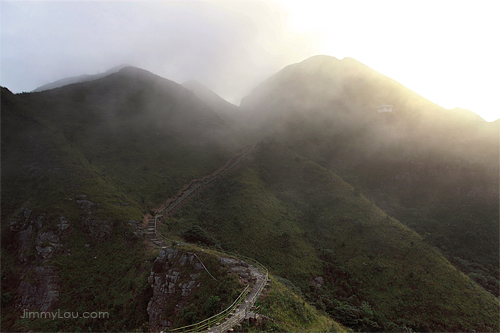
[
  {"left": 2, "top": 58, "right": 499, "bottom": 332},
  {"left": 31, "top": 64, "right": 129, "bottom": 92},
  {"left": 165, "top": 140, "right": 499, "bottom": 332},
  {"left": 240, "top": 55, "right": 499, "bottom": 297},
  {"left": 3, "top": 66, "right": 236, "bottom": 216},
  {"left": 1, "top": 66, "right": 245, "bottom": 331},
  {"left": 182, "top": 79, "right": 239, "bottom": 117},
  {"left": 451, "top": 107, "right": 486, "bottom": 123}
]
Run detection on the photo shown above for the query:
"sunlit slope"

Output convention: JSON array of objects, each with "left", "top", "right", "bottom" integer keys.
[
  {"left": 239, "top": 54, "right": 499, "bottom": 297},
  {"left": 166, "top": 142, "right": 499, "bottom": 332}
]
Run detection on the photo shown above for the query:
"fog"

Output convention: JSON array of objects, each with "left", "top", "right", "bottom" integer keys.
[
  {"left": 1, "top": 1, "right": 318, "bottom": 105},
  {"left": 1, "top": 1, "right": 498, "bottom": 121}
]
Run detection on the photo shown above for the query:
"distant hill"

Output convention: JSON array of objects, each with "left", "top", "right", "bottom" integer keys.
[
  {"left": 241, "top": 55, "right": 489, "bottom": 134},
  {"left": 31, "top": 64, "right": 129, "bottom": 92},
  {"left": 182, "top": 79, "right": 239, "bottom": 116}
]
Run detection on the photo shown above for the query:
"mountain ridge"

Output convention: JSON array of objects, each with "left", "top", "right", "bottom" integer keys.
[
  {"left": 2, "top": 56, "right": 498, "bottom": 332},
  {"left": 31, "top": 64, "right": 131, "bottom": 92}
]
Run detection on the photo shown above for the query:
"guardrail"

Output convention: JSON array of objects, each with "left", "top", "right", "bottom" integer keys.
[
  {"left": 168, "top": 285, "right": 250, "bottom": 333},
  {"left": 147, "top": 143, "right": 268, "bottom": 332}
]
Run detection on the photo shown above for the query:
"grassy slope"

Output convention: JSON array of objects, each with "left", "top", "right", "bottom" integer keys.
[
  {"left": 166, "top": 141, "right": 499, "bottom": 332},
  {"left": 2, "top": 80, "right": 334, "bottom": 332},
  {"left": 0, "top": 72, "right": 237, "bottom": 332},
  {"left": 256, "top": 276, "right": 350, "bottom": 332},
  {"left": 240, "top": 54, "right": 499, "bottom": 299},
  {"left": 282, "top": 119, "right": 500, "bottom": 297}
]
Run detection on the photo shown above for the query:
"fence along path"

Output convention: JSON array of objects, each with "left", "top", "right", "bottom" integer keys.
[{"left": 143, "top": 144, "right": 269, "bottom": 333}]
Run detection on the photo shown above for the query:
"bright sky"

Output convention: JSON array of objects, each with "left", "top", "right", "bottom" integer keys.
[
  {"left": 277, "top": 0, "right": 499, "bottom": 121},
  {"left": 1, "top": 0, "right": 498, "bottom": 121}
]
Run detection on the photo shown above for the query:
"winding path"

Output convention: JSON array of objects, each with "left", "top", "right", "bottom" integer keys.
[{"left": 143, "top": 144, "right": 268, "bottom": 333}]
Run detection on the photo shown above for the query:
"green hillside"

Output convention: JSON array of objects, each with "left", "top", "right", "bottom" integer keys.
[
  {"left": 239, "top": 55, "right": 500, "bottom": 298},
  {"left": 0, "top": 67, "right": 240, "bottom": 332},
  {"left": 2, "top": 57, "right": 498, "bottom": 333},
  {"left": 0, "top": 69, "right": 345, "bottom": 332},
  {"left": 164, "top": 141, "right": 499, "bottom": 332}
]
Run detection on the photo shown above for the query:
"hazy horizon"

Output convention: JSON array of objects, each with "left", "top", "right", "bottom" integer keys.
[{"left": 1, "top": 0, "right": 498, "bottom": 121}]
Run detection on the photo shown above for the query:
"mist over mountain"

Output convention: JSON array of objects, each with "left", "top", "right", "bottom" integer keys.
[
  {"left": 182, "top": 79, "right": 239, "bottom": 116},
  {"left": 240, "top": 54, "right": 499, "bottom": 297},
  {"left": 2, "top": 57, "right": 499, "bottom": 332},
  {"left": 31, "top": 64, "right": 130, "bottom": 93}
]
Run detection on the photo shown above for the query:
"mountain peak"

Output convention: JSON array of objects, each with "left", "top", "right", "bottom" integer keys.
[{"left": 32, "top": 64, "right": 132, "bottom": 92}]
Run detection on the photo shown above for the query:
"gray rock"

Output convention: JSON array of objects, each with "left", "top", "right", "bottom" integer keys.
[
  {"left": 77, "top": 200, "right": 96, "bottom": 210},
  {"left": 148, "top": 249, "right": 205, "bottom": 332},
  {"left": 36, "top": 231, "right": 60, "bottom": 245},
  {"left": 82, "top": 217, "right": 114, "bottom": 240},
  {"left": 58, "top": 216, "right": 70, "bottom": 233},
  {"left": 36, "top": 246, "right": 54, "bottom": 259},
  {"left": 17, "top": 225, "right": 33, "bottom": 253},
  {"left": 16, "top": 265, "right": 59, "bottom": 312}
]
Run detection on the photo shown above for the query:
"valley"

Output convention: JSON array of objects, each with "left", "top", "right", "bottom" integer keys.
[{"left": 1, "top": 56, "right": 499, "bottom": 332}]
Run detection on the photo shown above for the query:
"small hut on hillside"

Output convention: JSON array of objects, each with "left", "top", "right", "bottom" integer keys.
[{"left": 376, "top": 105, "right": 394, "bottom": 113}]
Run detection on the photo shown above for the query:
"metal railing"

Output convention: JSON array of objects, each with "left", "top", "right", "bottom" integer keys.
[
  {"left": 147, "top": 143, "right": 268, "bottom": 332},
  {"left": 168, "top": 285, "right": 250, "bottom": 333}
]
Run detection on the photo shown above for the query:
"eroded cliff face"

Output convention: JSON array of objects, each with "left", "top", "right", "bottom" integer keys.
[
  {"left": 8, "top": 208, "right": 71, "bottom": 314},
  {"left": 147, "top": 248, "right": 205, "bottom": 331},
  {"left": 6, "top": 191, "right": 119, "bottom": 319},
  {"left": 147, "top": 248, "right": 258, "bottom": 332}
]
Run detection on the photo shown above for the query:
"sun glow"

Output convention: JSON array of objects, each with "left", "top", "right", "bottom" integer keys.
[{"left": 279, "top": 0, "right": 499, "bottom": 121}]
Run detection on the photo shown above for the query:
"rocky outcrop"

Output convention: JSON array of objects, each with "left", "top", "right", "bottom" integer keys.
[
  {"left": 81, "top": 216, "right": 114, "bottom": 240},
  {"left": 147, "top": 247, "right": 266, "bottom": 332},
  {"left": 126, "top": 219, "right": 146, "bottom": 237},
  {"left": 8, "top": 207, "right": 71, "bottom": 314},
  {"left": 73, "top": 193, "right": 115, "bottom": 240},
  {"left": 16, "top": 265, "right": 60, "bottom": 312},
  {"left": 147, "top": 248, "right": 205, "bottom": 331},
  {"left": 218, "top": 257, "right": 261, "bottom": 286}
]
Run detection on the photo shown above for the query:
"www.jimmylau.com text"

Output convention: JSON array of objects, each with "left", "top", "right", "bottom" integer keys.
[{"left": 21, "top": 309, "right": 109, "bottom": 320}]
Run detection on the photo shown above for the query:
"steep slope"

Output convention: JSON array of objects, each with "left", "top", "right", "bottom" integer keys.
[
  {"left": 182, "top": 79, "right": 239, "bottom": 117},
  {"left": 0, "top": 67, "right": 240, "bottom": 332},
  {"left": 3, "top": 67, "right": 236, "bottom": 215},
  {"left": 31, "top": 64, "right": 129, "bottom": 92},
  {"left": 164, "top": 141, "right": 499, "bottom": 332},
  {"left": 239, "top": 55, "right": 499, "bottom": 297},
  {"left": 182, "top": 79, "right": 255, "bottom": 146}
]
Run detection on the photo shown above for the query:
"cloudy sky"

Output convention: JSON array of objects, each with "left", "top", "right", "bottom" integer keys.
[{"left": 1, "top": 0, "right": 498, "bottom": 121}]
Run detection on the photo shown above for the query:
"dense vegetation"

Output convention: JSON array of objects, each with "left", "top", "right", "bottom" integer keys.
[
  {"left": 256, "top": 276, "right": 349, "bottom": 332},
  {"left": 241, "top": 55, "right": 499, "bottom": 299},
  {"left": 163, "top": 141, "right": 499, "bottom": 332},
  {"left": 2, "top": 56, "right": 499, "bottom": 332},
  {"left": 0, "top": 69, "right": 240, "bottom": 332}
]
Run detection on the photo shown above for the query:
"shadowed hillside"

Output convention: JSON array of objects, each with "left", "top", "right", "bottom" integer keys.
[
  {"left": 162, "top": 141, "right": 499, "bottom": 332},
  {"left": 1, "top": 67, "right": 241, "bottom": 331},
  {"left": 2, "top": 57, "right": 498, "bottom": 332}
]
